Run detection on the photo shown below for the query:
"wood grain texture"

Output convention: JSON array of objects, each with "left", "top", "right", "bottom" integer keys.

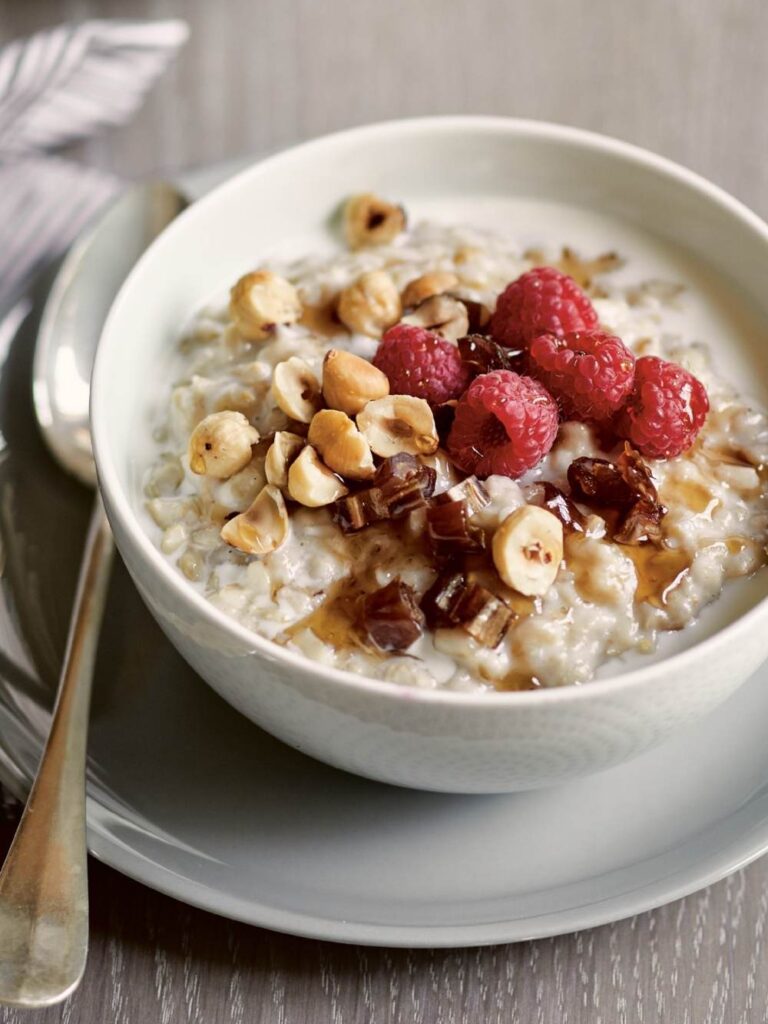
[{"left": 1, "top": 0, "right": 768, "bottom": 1020}]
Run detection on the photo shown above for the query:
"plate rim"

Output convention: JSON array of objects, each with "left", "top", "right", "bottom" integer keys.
[
  {"left": 0, "top": 739, "right": 765, "bottom": 947},
  {"left": 86, "top": 809, "right": 768, "bottom": 947},
  {"left": 1, "top": 144, "right": 766, "bottom": 948}
]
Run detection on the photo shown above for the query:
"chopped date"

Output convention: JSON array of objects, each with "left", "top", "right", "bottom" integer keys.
[
  {"left": 434, "top": 401, "right": 457, "bottom": 445},
  {"left": 567, "top": 458, "right": 636, "bottom": 508},
  {"left": 458, "top": 334, "right": 524, "bottom": 374},
  {"left": 421, "top": 568, "right": 512, "bottom": 648},
  {"left": 616, "top": 443, "right": 659, "bottom": 503},
  {"left": 532, "top": 482, "right": 586, "bottom": 533},
  {"left": 614, "top": 496, "right": 666, "bottom": 545},
  {"left": 568, "top": 445, "right": 661, "bottom": 509},
  {"left": 420, "top": 568, "right": 467, "bottom": 628},
  {"left": 426, "top": 500, "right": 486, "bottom": 558},
  {"left": 435, "top": 476, "right": 491, "bottom": 515},
  {"left": 567, "top": 444, "right": 667, "bottom": 546},
  {"left": 462, "top": 300, "right": 493, "bottom": 334},
  {"left": 384, "top": 477, "right": 434, "bottom": 518},
  {"left": 360, "top": 578, "right": 425, "bottom": 652},
  {"left": 376, "top": 452, "right": 436, "bottom": 516},
  {"left": 451, "top": 584, "right": 513, "bottom": 648},
  {"left": 332, "top": 488, "right": 389, "bottom": 532},
  {"left": 375, "top": 452, "right": 435, "bottom": 494},
  {"left": 332, "top": 454, "right": 436, "bottom": 532}
]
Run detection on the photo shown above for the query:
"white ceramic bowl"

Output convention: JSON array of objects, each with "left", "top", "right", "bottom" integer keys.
[{"left": 92, "top": 117, "right": 768, "bottom": 793}]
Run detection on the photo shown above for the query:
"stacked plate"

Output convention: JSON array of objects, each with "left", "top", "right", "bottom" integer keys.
[{"left": 1, "top": 155, "right": 767, "bottom": 948}]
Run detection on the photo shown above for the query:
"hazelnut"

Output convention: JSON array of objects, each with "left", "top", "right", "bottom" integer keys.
[
  {"left": 336, "top": 270, "right": 401, "bottom": 338},
  {"left": 343, "top": 193, "right": 406, "bottom": 249},
  {"left": 287, "top": 446, "right": 349, "bottom": 507},
  {"left": 322, "top": 349, "right": 389, "bottom": 416},
  {"left": 356, "top": 395, "right": 439, "bottom": 458},
  {"left": 401, "top": 294, "right": 469, "bottom": 342},
  {"left": 401, "top": 271, "right": 459, "bottom": 309},
  {"left": 265, "top": 431, "right": 305, "bottom": 489},
  {"left": 229, "top": 270, "right": 302, "bottom": 341},
  {"left": 271, "top": 356, "right": 322, "bottom": 423},
  {"left": 188, "top": 411, "right": 259, "bottom": 479},
  {"left": 492, "top": 506, "right": 564, "bottom": 596},
  {"left": 220, "top": 484, "right": 289, "bottom": 556},
  {"left": 308, "top": 409, "right": 375, "bottom": 480}
]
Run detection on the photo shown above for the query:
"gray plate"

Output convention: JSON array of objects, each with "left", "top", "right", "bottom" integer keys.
[{"left": 1, "top": 161, "right": 768, "bottom": 948}]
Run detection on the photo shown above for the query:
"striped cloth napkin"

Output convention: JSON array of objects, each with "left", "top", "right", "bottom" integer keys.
[{"left": 0, "top": 19, "right": 188, "bottom": 311}]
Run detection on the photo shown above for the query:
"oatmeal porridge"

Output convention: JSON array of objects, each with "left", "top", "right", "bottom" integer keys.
[{"left": 142, "top": 192, "right": 768, "bottom": 692}]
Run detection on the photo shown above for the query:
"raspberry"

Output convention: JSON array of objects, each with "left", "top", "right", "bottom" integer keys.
[
  {"left": 491, "top": 267, "right": 598, "bottom": 349},
  {"left": 527, "top": 330, "right": 635, "bottom": 424},
  {"left": 373, "top": 324, "right": 472, "bottom": 406},
  {"left": 616, "top": 356, "right": 709, "bottom": 459},
  {"left": 447, "top": 370, "right": 559, "bottom": 478}
]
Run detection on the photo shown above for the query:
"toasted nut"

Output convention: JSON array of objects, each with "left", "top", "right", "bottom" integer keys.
[
  {"left": 265, "top": 431, "right": 305, "bottom": 488},
  {"left": 401, "top": 294, "right": 469, "bottom": 342},
  {"left": 308, "top": 409, "right": 375, "bottom": 480},
  {"left": 492, "top": 505, "right": 564, "bottom": 596},
  {"left": 337, "top": 270, "right": 401, "bottom": 338},
  {"left": 401, "top": 271, "right": 459, "bottom": 309},
  {"left": 322, "top": 349, "right": 390, "bottom": 416},
  {"left": 287, "top": 445, "right": 349, "bottom": 506},
  {"left": 357, "top": 395, "right": 439, "bottom": 458},
  {"left": 229, "top": 270, "right": 302, "bottom": 341},
  {"left": 271, "top": 356, "right": 322, "bottom": 423},
  {"left": 343, "top": 193, "right": 406, "bottom": 249},
  {"left": 188, "top": 410, "right": 259, "bottom": 479},
  {"left": 220, "top": 485, "right": 289, "bottom": 555}
]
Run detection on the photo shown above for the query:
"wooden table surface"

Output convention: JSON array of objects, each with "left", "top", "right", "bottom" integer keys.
[{"left": 2, "top": 1, "right": 768, "bottom": 1021}]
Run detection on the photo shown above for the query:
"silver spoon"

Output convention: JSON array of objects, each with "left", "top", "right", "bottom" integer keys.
[{"left": 0, "top": 182, "right": 186, "bottom": 1008}]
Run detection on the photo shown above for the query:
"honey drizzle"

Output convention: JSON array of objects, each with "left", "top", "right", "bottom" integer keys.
[
  {"left": 283, "top": 575, "right": 372, "bottom": 653},
  {"left": 566, "top": 531, "right": 691, "bottom": 609},
  {"left": 659, "top": 478, "right": 717, "bottom": 515},
  {"left": 691, "top": 440, "right": 754, "bottom": 468},
  {"left": 725, "top": 537, "right": 749, "bottom": 556},
  {"left": 496, "top": 671, "right": 541, "bottom": 692},
  {"left": 284, "top": 523, "right": 429, "bottom": 652},
  {"left": 621, "top": 544, "right": 691, "bottom": 608}
]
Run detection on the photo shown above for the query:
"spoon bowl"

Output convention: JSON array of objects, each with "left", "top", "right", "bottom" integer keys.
[{"left": 33, "top": 183, "right": 186, "bottom": 485}]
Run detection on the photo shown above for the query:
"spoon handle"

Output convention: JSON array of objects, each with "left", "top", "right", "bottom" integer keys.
[{"left": 0, "top": 495, "right": 113, "bottom": 1008}]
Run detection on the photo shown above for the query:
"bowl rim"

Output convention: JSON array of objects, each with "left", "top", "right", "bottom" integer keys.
[{"left": 92, "top": 113, "right": 768, "bottom": 706}]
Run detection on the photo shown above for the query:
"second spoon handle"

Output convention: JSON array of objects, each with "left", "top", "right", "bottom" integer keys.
[{"left": 0, "top": 495, "right": 113, "bottom": 1008}]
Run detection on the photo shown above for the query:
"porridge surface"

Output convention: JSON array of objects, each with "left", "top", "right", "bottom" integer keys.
[{"left": 142, "top": 213, "right": 768, "bottom": 692}]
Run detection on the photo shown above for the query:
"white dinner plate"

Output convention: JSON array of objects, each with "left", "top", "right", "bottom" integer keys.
[{"left": 0, "top": 156, "right": 767, "bottom": 947}]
